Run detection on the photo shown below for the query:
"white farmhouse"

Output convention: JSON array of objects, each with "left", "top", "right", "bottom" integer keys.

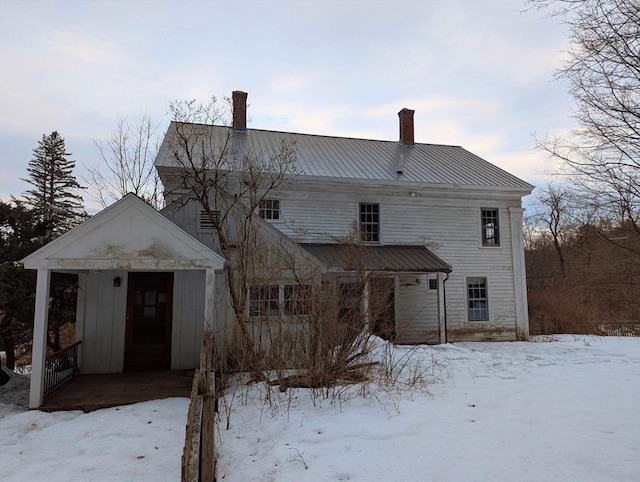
[{"left": 23, "top": 90, "right": 532, "bottom": 408}]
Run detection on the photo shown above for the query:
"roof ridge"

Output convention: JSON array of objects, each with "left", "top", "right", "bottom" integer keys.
[{"left": 170, "top": 121, "right": 464, "bottom": 149}]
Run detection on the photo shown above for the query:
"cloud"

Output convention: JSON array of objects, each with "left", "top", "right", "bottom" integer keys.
[{"left": 0, "top": 0, "right": 576, "bottom": 206}]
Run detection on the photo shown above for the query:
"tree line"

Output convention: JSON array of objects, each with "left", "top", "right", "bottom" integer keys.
[{"left": 525, "top": 0, "right": 639, "bottom": 332}]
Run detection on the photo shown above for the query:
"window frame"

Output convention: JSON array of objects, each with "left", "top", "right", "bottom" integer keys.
[
  {"left": 248, "top": 283, "right": 313, "bottom": 320},
  {"left": 466, "top": 276, "right": 489, "bottom": 321},
  {"left": 248, "top": 284, "right": 280, "bottom": 318},
  {"left": 359, "top": 202, "right": 380, "bottom": 243},
  {"left": 283, "top": 284, "right": 312, "bottom": 316},
  {"left": 480, "top": 208, "right": 500, "bottom": 246},
  {"left": 427, "top": 275, "right": 438, "bottom": 291},
  {"left": 258, "top": 199, "right": 281, "bottom": 221}
]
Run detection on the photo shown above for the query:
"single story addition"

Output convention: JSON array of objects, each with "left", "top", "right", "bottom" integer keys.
[{"left": 22, "top": 194, "right": 224, "bottom": 408}]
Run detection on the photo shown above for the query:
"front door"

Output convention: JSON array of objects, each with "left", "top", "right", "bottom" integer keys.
[{"left": 124, "top": 272, "right": 173, "bottom": 372}]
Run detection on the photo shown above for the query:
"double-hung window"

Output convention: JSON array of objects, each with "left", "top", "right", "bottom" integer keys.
[
  {"left": 481, "top": 208, "right": 500, "bottom": 246},
  {"left": 284, "top": 284, "right": 311, "bottom": 316},
  {"left": 467, "top": 277, "right": 489, "bottom": 321},
  {"left": 249, "top": 285, "right": 279, "bottom": 317},
  {"left": 359, "top": 203, "right": 380, "bottom": 243},
  {"left": 249, "top": 284, "right": 311, "bottom": 318}
]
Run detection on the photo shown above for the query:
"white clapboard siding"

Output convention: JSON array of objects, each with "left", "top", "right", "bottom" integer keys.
[
  {"left": 273, "top": 182, "right": 522, "bottom": 338},
  {"left": 395, "top": 274, "right": 440, "bottom": 344},
  {"left": 172, "top": 270, "right": 206, "bottom": 369},
  {"left": 80, "top": 269, "right": 211, "bottom": 374},
  {"left": 81, "top": 270, "right": 127, "bottom": 374},
  {"left": 159, "top": 177, "right": 526, "bottom": 342}
]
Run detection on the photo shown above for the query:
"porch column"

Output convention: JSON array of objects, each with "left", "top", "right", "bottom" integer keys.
[{"left": 29, "top": 268, "right": 51, "bottom": 409}]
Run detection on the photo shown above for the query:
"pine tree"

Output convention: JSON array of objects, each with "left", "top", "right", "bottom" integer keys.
[{"left": 22, "top": 131, "right": 86, "bottom": 239}]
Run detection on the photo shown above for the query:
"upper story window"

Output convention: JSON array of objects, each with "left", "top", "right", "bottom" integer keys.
[
  {"left": 258, "top": 199, "right": 280, "bottom": 220},
  {"left": 359, "top": 203, "right": 380, "bottom": 243},
  {"left": 481, "top": 208, "right": 500, "bottom": 246},
  {"left": 467, "top": 277, "right": 489, "bottom": 321}
]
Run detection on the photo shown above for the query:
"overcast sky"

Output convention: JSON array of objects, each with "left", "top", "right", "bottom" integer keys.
[{"left": 0, "top": 0, "right": 573, "bottom": 212}]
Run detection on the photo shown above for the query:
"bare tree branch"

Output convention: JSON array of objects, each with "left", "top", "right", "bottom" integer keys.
[{"left": 85, "top": 112, "right": 163, "bottom": 209}]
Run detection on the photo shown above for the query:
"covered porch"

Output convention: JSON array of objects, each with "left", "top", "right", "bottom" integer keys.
[
  {"left": 300, "top": 243, "right": 453, "bottom": 344},
  {"left": 22, "top": 194, "right": 225, "bottom": 409}
]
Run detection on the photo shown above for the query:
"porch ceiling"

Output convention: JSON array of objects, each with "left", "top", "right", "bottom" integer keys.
[{"left": 300, "top": 243, "right": 452, "bottom": 273}]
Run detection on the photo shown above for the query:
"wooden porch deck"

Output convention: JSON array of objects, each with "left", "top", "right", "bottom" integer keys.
[{"left": 39, "top": 370, "right": 194, "bottom": 412}]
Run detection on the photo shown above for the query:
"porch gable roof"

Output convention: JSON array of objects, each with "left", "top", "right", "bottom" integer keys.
[
  {"left": 22, "top": 193, "right": 225, "bottom": 271},
  {"left": 300, "top": 243, "right": 452, "bottom": 273}
]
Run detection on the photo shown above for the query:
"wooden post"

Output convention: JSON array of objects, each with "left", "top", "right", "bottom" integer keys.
[{"left": 200, "top": 370, "right": 216, "bottom": 482}]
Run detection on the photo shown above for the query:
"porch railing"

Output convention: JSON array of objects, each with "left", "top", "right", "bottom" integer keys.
[{"left": 44, "top": 341, "right": 81, "bottom": 399}]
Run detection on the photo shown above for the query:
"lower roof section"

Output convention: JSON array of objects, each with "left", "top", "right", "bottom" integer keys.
[{"left": 300, "top": 243, "right": 452, "bottom": 274}]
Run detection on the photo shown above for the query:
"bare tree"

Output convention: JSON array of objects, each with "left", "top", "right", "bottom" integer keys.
[
  {"left": 528, "top": 183, "right": 575, "bottom": 276},
  {"left": 85, "top": 113, "right": 163, "bottom": 209},
  {"left": 162, "top": 94, "right": 297, "bottom": 373},
  {"left": 531, "top": 0, "right": 640, "bottom": 245},
  {"left": 161, "top": 95, "right": 399, "bottom": 392}
]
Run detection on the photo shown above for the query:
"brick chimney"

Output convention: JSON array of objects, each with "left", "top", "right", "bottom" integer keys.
[
  {"left": 398, "top": 108, "right": 415, "bottom": 145},
  {"left": 232, "top": 90, "right": 247, "bottom": 129}
]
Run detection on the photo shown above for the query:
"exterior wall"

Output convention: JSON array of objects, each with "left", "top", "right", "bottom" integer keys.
[
  {"left": 395, "top": 274, "right": 440, "bottom": 344},
  {"left": 161, "top": 201, "right": 218, "bottom": 251},
  {"left": 79, "top": 269, "right": 209, "bottom": 373},
  {"left": 80, "top": 270, "right": 128, "bottom": 373},
  {"left": 172, "top": 270, "right": 206, "bottom": 369},
  {"left": 159, "top": 178, "right": 529, "bottom": 344},
  {"left": 270, "top": 180, "right": 526, "bottom": 342}
]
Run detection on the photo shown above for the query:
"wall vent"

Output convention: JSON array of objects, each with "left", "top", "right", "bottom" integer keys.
[{"left": 199, "top": 210, "right": 221, "bottom": 230}]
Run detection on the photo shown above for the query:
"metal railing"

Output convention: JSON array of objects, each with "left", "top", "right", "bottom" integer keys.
[{"left": 43, "top": 341, "right": 81, "bottom": 399}]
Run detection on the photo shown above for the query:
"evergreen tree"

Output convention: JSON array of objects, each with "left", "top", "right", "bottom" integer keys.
[
  {"left": 22, "top": 131, "right": 86, "bottom": 239},
  {"left": 0, "top": 200, "right": 42, "bottom": 370},
  {"left": 0, "top": 199, "right": 77, "bottom": 371}
]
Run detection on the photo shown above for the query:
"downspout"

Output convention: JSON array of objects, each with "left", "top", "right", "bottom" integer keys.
[{"left": 443, "top": 273, "right": 450, "bottom": 344}]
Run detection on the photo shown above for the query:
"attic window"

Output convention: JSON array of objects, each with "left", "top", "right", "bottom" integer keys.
[
  {"left": 199, "top": 210, "right": 221, "bottom": 230},
  {"left": 481, "top": 208, "right": 500, "bottom": 246},
  {"left": 359, "top": 203, "right": 380, "bottom": 243},
  {"left": 258, "top": 199, "right": 280, "bottom": 220}
]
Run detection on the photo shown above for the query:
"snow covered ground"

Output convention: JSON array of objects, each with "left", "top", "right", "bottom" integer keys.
[{"left": 1, "top": 336, "right": 639, "bottom": 482}]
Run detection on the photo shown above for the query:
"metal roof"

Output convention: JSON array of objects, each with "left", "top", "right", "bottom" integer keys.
[
  {"left": 156, "top": 123, "right": 533, "bottom": 191},
  {"left": 300, "top": 244, "right": 452, "bottom": 273}
]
